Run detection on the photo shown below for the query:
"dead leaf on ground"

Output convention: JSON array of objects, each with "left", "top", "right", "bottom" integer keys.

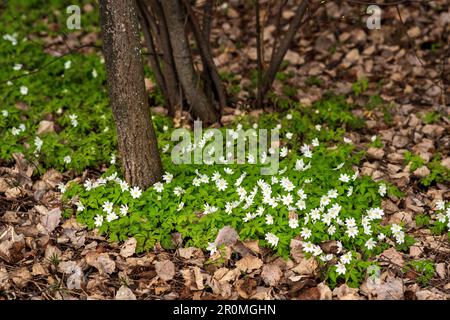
[
  {"left": 116, "top": 285, "right": 137, "bottom": 300},
  {"left": 120, "top": 237, "right": 137, "bottom": 258},
  {"left": 155, "top": 260, "right": 176, "bottom": 282},
  {"left": 235, "top": 255, "right": 263, "bottom": 273}
]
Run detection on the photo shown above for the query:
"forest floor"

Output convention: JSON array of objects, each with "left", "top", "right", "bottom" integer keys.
[{"left": 1, "top": 1, "right": 449, "bottom": 300}]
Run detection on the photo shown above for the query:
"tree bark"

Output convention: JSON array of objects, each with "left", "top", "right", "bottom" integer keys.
[
  {"left": 161, "top": 0, "right": 219, "bottom": 125},
  {"left": 100, "top": 0, "right": 163, "bottom": 189}
]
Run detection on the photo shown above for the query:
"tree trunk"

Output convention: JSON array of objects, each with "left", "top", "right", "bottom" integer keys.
[
  {"left": 100, "top": 0, "right": 163, "bottom": 189},
  {"left": 161, "top": 0, "right": 219, "bottom": 125}
]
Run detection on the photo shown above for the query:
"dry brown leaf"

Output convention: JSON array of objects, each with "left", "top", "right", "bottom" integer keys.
[
  {"left": 317, "top": 282, "right": 332, "bottom": 300},
  {"left": 235, "top": 278, "right": 257, "bottom": 299},
  {"left": 40, "top": 208, "right": 61, "bottom": 233},
  {"left": 290, "top": 239, "right": 304, "bottom": 263},
  {"left": 235, "top": 255, "right": 263, "bottom": 273},
  {"left": 261, "top": 263, "right": 283, "bottom": 287},
  {"left": 155, "top": 260, "right": 176, "bottom": 282},
  {"left": 11, "top": 267, "right": 31, "bottom": 288},
  {"left": 86, "top": 252, "right": 116, "bottom": 275},
  {"left": 0, "top": 268, "right": 10, "bottom": 290},
  {"left": 379, "top": 247, "right": 404, "bottom": 267},
  {"left": 333, "top": 284, "right": 361, "bottom": 300},
  {"left": 36, "top": 120, "right": 55, "bottom": 135},
  {"left": 120, "top": 237, "right": 137, "bottom": 258},
  {"left": 115, "top": 285, "right": 137, "bottom": 300},
  {"left": 41, "top": 169, "right": 62, "bottom": 189},
  {"left": 214, "top": 226, "right": 239, "bottom": 247},
  {"left": 291, "top": 257, "right": 318, "bottom": 276}
]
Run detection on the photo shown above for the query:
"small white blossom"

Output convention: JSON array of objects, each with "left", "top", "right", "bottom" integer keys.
[
  {"left": 76, "top": 201, "right": 85, "bottom": 212},
  {"left": 34, "top": 136, "right": 43, "bottom": 153},
  {"left": 162, "top": 172, "right": 173, "bottom": 183},
  {"left": 173, "top": 186, "right": 185, "bottom": 197},
  {"left": 20, "top": 86, "right": 28, "bottom": 95},
  {"left": 281, "top": 193, "right": 294, "bottom": 206},
  {"left": 328, "top": 225, "right": 336, "bottom": 235},
  {"left": 265, "top": 214, "right": 274, "bottom": 225},
  {"left": 280, "top": 177, "right": 294, "bottom": 192},
  {"left": 119, "top": 204, "right": 128, "bottom": 216},
  {"left": 365, "top": 238, "right": 376, "bottom": 250},
  {"left": 343, "top": 137, "right": 352, "bottom": 144},
  {"left": 63, "top": 156, "right": 72, "bottom": 164},
  {"left": 118, "top": 180, "right": 128, "bottom": 192},
  {"left": 311, "top": 138, "right": 319, "bottom": 147},
  {"left": 69, "top": 114, "right": 78, "bottom": 127},
  {"left": 130, "top": 186, "right": 142, "bottom": 199},
  {"left": 336, "top": 262, "right": 346, "bottom": 275},
  {"left": 216, "top": 178, "right": 228, "bottom": 191},
  {"left": 204, "top": 203, "right": 218, "bottom": 214},
  {"left": 94, "top": 215, "right": 104, "bottom": 228},
  {"left": 57, "top": 182, "right": 67, "bottom": 193},
  {"left": 340, "top": 252, "right": 352, "bottom": 264},
  {"left": 153, "top": 182, "right": 164, "bottom": 193},
  {"left": 224, "top": 167, "right": 234, "bottom": 175},
  {"left": 106, "top": 211, "right": 119, "bottom": 222},
  {"left": 339, "top": 174, "right": 350, "bottom": 183},
  {"left": 265, "top": 233, "right": 279, "bottom": 247},
  {"left": 289, "top": 218, "right": 299, "bottom": 229},
  {"left": 301, "top": 227, "right": 312, "bottom": 239},
  {"left": 378, "top": 183, "right": 387, "bottom": 197},
  {"left": 435, "top": 200, "right": 446, "bottom": 211},
  {"left": 207, "top": 242, "right": 217, "bottom": 255},
  {"left": 102, "top": 201, "right": 114, "bottom": 214}
]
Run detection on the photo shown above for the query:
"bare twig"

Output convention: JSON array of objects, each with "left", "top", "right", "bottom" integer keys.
[
  {"left": 255, "top": 0, "right": 263, "bottom": 108},
  {"left": 182, "top": 0, "right": 227, "bottom": 113},
  {"left": 136, "top": 0, "right": 170, "bottom": 106}
]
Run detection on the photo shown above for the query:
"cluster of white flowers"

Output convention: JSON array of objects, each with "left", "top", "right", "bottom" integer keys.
[
  {"left": 70, "top": 119, "right": 416, "bottom": 277},
  {"left": 69, "top": 114, "right": 78, "bottom": 127},
  {"left": 435, "top": 200, "right": 450, "bottom": 230},
  {"left": 390, "top": 224, "right": 405, "bottom": 244},
  {"left": 378, "top": 183, "right": 387, "bottom": 197},
  {"left": 11, "top": 123, "right": 26, "bottom": 136},
  {"left": 3, "top": 33, "right": 18, "bottom": 45},
  {"left": 34, "top": 136, "right": 43, "bottom": 154}
]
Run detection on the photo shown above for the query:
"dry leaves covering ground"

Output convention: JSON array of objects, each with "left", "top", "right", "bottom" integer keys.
[{"left": 0, "top": 1, "right": 449, "bottom": 300}]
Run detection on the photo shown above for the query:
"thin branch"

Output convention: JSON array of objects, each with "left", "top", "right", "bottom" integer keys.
[
  {"left": 255, "top": 0, "right": 263, "bottom": 108},
  {"left": 136, "top": 0, "right": 170, "bottom": 105},
  {"left": 270, "top": 0, "right": 288, "bottom": 66},
  {"left": 202, "top": 0, "right": 214, "bottom": 43},
  {"left": 182, "top": 0, "right": 227, "bottom": 113},
  {"left": 148, "top": 0, "right": 183, "bottom": 114},
  {"left": 260, "top": 0, "right": 312, "bottom": 102}
]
